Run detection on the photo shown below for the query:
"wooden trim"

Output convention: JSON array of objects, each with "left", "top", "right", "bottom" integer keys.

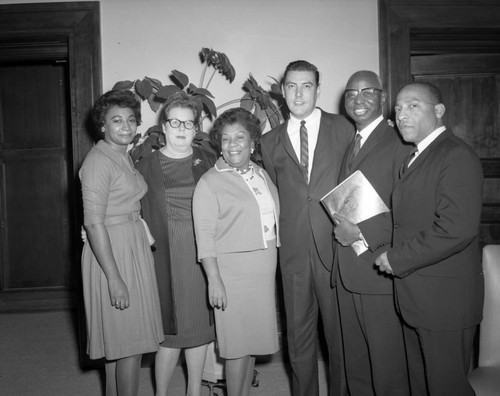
[{"left": 0, "top": 1, "right": 101, "bottom": 312}]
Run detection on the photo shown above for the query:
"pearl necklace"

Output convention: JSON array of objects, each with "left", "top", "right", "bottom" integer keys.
[{"left": 225, "top": 160, "right": 255, "bottom": 180}]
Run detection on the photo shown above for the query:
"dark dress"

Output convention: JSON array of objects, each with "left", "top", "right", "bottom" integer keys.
[
  {"left": 158, "top": 153, "right": 214, "bottom": 347},
  {"left": 136, "top": 146, "right": 216, "bottom": 347}
]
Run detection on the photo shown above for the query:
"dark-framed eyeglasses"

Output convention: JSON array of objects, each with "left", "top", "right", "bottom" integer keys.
[
  {"left": 344, "top": 87, "right": 382, "bottom": 101},
  {"left": 165, "top": 119, "right": 196, "bottom": 130}
]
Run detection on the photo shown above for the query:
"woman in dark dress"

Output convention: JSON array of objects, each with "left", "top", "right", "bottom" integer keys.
[{"left": 134, "top": 92, "right": 216, "bottom": 396}]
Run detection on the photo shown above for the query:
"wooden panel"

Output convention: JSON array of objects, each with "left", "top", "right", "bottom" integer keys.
[
  {"left": 0, "top": 62, "right": 68, "bottom": 149},
  {"left": 1, "top": 154, "right": 70, "bottom": 289},
  {"left": 412, "top": 54, "right": 500, "bottom": 75},
  {"left": 412, "top": 74, "right": 499, "bottom": 157}
]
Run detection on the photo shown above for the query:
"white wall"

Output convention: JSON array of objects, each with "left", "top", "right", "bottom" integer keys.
[{"left": 1, "top": 0, "right": 379, "bottom": 133}]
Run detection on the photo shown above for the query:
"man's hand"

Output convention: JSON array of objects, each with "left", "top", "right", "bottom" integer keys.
[
  {"left": 332, "top": 214, "right": 361, "bottom": 246},
  {"left": 375, "top": 251, "right": 393, "bottom": 275}
]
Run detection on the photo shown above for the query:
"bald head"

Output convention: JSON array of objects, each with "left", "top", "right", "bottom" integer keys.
[
  {"left": 344, "top": 70, "right": 386, "bottom": 130},
  {"left": 346, "top": 70, "right": 382, "bottom": 90}
]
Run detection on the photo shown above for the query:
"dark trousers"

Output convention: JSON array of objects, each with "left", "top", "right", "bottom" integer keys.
[
  {"left": 281, "top": 251, "right": 347, "bottom": 396},
  {"left": 403, "top": 323, "right": 476, "bottom": 396},
  {"left": 337, "top": 279, "right": 409, "bottom": 395}
]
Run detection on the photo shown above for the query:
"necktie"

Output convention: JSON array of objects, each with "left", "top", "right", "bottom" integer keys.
[
  {"left": 347, "top": 133, "right": 362, "bottom": 172},
  {"left": 300, "top": 121, "right": 309, "bottom": 175},
  {"left": 400, "top": 147, "right": 418, "bottom": 178}
]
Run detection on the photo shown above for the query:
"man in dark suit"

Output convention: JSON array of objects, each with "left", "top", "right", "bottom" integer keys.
[
  {"left": 261, "top": 60, "right": 353, "bottom": 396},
  {"left": 375, "top": 82, "right": 484, "bottom": 396},
  {"left": 332, "top": 70, "right": 411, "bottom": 395}
]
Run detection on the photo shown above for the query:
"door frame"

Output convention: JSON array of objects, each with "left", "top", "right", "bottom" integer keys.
[{"left": 0, "top": 2, "right": 101, "bottom": 310}]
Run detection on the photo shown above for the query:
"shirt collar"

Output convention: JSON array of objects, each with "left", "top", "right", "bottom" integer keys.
[
  {"left": 416, "top": 126, "right": 447, "bottom": 154},
  {"left": 289, "top": 108, "right": 321, "bottom": 126},
  {"left": 357, "top": 115, "right": 384, "bottom": 141}
]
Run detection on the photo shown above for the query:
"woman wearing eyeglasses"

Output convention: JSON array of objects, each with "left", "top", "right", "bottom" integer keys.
[{"left": 135, "top": 91, "right": 217, "bottom": 396}]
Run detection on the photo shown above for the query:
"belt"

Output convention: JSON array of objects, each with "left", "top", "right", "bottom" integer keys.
[{"left": 104, "top": 212, "right": 140, "bottom": 226}]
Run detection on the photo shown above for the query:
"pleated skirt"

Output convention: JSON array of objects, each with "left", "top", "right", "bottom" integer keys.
[{"left": 81, "top": 218, "right": 164, "bottom": 360}]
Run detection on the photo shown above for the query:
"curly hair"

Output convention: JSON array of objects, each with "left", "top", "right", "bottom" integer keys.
[
  {"left": 159, "top": 91, "right": 200, "bottom": 126},
  {"left": 91, "top": 90, "right": 142, "bottom": 131},
  {"left": 209, "top": 108, "right": 262, "bottom": 157}
]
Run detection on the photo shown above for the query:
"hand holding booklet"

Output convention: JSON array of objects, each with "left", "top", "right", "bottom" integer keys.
[{"left": 320, "top": 170, "right": 389, "bottom": 255}]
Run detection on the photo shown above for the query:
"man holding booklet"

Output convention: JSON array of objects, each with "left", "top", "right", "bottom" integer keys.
[{"left": 331, "top": 71, "right": 412, "bottom": 395}]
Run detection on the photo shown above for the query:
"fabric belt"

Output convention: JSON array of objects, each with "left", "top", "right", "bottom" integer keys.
[{"left": 104, "top": 212, "right": 140, "bottom": 226}]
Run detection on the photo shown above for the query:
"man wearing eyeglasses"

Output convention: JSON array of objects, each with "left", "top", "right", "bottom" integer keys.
[{"left": 332, "top": 70, "right": 411, "bottom": 395}]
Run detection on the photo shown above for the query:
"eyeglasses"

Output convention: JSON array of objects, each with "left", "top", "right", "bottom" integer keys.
[
  {"left": 165, "top": 119, "right": 196, "bottom": 130},
  {"left": 344, "top": 87, "right": 382, "bottom": 101}
]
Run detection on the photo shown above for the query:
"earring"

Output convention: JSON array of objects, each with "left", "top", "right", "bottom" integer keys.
[
  {"left": 101, "top": 127, "right": 105, "bottom": 133},
  {"left": 251, "top": 147, "right": 255, "bottom": 154}
]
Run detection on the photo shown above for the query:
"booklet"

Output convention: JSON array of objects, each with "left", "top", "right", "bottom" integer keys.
[{"left": 321, "top": 170, "right": 389, "bottom": 255}]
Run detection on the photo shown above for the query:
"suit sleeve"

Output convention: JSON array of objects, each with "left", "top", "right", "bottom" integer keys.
[
  {"left": 388, "top": 146, "right": 483, "bottom": 277},
  {"left": 261, "top": 139, "right": 277, "bottom": 185}
]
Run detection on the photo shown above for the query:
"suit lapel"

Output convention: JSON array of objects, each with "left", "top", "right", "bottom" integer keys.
[
  {"left": 400, "top": 129, "right": 452, "bottom": 178},
  {"left": 340, "top": 121, "right": 388, "bottom": 181},
  {"left": 278, "top": 121, "right": 301, "bottom": 167}
]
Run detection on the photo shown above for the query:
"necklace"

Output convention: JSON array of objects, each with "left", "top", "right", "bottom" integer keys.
[
  {"left": 234, "top": 162, "right": 253, "bottom": 175},
  {"left": 224, "top": 159, "right": 255, "bottom": 180}
]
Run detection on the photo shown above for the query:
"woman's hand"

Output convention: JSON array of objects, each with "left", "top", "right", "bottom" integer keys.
[
  {"left": 201, "top": 257, "right": 227, "bottom": 310},
  {"left": 207, "top": 275, "right": 227, "bottom": 310},
  {"left": 107, "top": 276, "right": 130, "bottom": 310}
]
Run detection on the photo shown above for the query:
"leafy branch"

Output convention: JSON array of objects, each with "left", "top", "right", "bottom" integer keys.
[{"left": 113, "top": 47, "right": 284, "bottom": 134}]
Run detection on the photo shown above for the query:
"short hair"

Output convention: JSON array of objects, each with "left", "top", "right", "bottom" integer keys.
[
  {"left": 210, "top": 107, "right": 262, "bottom": 157},
  {"left": 92, "top": 90, "right": 142, "bottom": 130},
  {"left": 283, "top": 60, "right": 320, "bottom": 86},
  {"left": 402, "top": 82, "right": 443, "bottom": 104},
  {"left": 159, "top": 91, "right": 200, "bottom": 126}
]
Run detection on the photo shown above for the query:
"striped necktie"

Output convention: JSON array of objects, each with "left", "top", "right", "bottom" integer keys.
[
  {"left": 347, "top": 133, "right": 362, "bottom": 172},
  {"left": 300, "top": 121, "right": 309, "bottom": 177}
]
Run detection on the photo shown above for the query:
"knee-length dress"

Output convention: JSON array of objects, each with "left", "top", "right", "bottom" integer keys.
[
  {"left": 79, "top": 140, "right": 164, "bottom": 360},
  {"left": 158, "top": 153, "right": 214, "bottom": 348}
]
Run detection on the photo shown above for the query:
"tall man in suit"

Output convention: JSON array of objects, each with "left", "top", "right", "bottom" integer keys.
[
  {"left": 261, "top": 60, "right": 353, "bottom": 396},
  {"left": 333, "top": 70, "right": 411, "bottom": 395},
  {"left": 375, "top": 82, "right": 484, "bottom": 395}
]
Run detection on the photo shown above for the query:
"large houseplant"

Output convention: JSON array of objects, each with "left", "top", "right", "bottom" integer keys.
[{"left": 113, "top": 48, "right": 285, "bottom": 152}]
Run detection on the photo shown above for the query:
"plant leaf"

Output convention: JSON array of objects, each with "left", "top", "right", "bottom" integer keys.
[
  {"left": 240, "top": 92, "right": 254, "bottom": 112},
  {"left": 171, "top": 70, "right": 189, "bottom": 89},
  {"left": 144, "top": 76, "right": 163, "bottom": 92},
  {"left": 189, "top": 84, "right": 215, "bottom": 99},
  {"left": 135, "top": 79, "right": 153, "bottom": 100},
  {"left": 197, "top": 95, "right": 217, "bottom": 119},
  {"left": 265, "top": 104, "right": 282, "bottom": 129},
  {"left": 112, "top": 80, "right": 135, "bottom": 91},
  {"left": 218, "top": 52, "right": 236, "bottom": 82},
  {"left": 147, "top": 95, "right": 162, "bottom": 112},
  {"left": 156, "top": 84, "right": 181, "bottom": 100}
]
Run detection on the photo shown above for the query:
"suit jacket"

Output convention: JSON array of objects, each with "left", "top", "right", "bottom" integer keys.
[
  {"left": 335, "top": 120, "right": 411, "bottom": 294},
  {"left": 136, "top": 145, "right": 216, "bottom": 334},
  {"left": 388, "top": 129, "right": 484, "bottom": 331},
  {"left": 261, "top": 110, "right": 353, "bottom": 274}
]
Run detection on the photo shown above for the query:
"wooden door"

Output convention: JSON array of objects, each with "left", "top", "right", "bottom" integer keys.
[
  {"left": 0, "top": 2, "right": 101, "bottom": 311},
  {"left": 0, "top": 60, "right": 75, "bottom": 304},
  {"left": 379, "top": 0, "right": 500, "bottom": 246}
]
